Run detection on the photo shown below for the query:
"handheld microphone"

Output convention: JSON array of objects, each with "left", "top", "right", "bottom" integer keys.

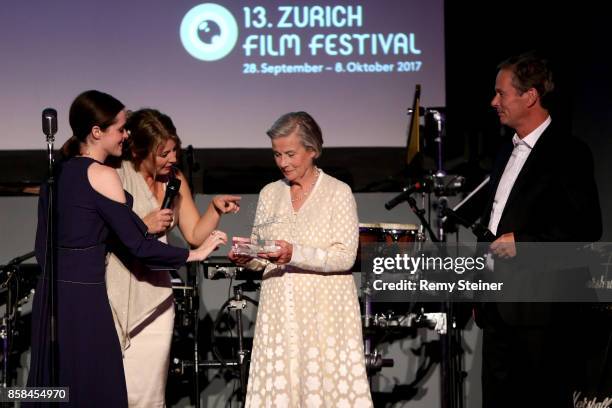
[
  {"left": 442, "top": 208, "right": 496, "bottom": 242},
  {"left": 161, "top": 177, "right": 181, "bottom": 209},
  {"left": 472, "top": 223, "right": 497, "bottom": 243},
  {"left": 42, "top": 108, "right": 58, "bottom": 139},
  {"left": 385, "top": 182, "right": 425, "bottom": 210}
]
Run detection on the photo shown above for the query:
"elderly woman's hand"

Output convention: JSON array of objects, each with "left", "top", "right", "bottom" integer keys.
[
  {"left": 228, "top": 248, "right": 254, "bottom": 267},
  {"left": 258, "top": 240, "right": 293, "bottom": 265}
]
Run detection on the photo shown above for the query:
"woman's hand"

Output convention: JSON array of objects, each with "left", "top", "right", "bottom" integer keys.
[
  {"left": 142, "top": 209, "right": 174, "bottom": 234},
  {"left": 212, "top": 195, "right": 241, "bottom": 215},
  {"left": 187, "top": 230, "right": 227, "bottom": 262},
  {"left": 258, "top": 240, "right": 293, "bottom": 265}
]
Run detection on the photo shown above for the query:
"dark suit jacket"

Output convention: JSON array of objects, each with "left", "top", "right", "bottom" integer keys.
[{"left": 476, "top": 122, "right": 602, "bottom": 326}]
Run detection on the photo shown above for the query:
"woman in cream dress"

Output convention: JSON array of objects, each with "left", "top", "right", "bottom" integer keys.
[
  {"left": 229, "top": 112, "right": 372, "bottom": 407},
  {"left": 106, "top": 109, "right": 240, "bottom": 407}
]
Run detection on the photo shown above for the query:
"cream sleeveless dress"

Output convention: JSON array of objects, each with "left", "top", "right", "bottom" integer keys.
[{"left": 106, "top": 160, "right": 178, "bottom": 408}]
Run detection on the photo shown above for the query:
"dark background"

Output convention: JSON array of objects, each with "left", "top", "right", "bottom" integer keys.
[{"left": 2, "top": 1, "right": 609, "bottom": 237}]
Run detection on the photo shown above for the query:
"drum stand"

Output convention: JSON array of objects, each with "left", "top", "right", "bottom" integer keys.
[
  {"left": 361, "top": 224, "right": 429, "bottom": 377},
  {"left": 362, "top": 269, "right": 394, "bottom": 376},
  {"left": 174, "top": 261, "right": 258, "bottom": 408},
  {"left": 0, "top": 251, "right": 35, "bottom": 389},
  {"left": 205, "top": 281, "right": 258, "bottom": 405},
  {"left": 0, "top": 264, "right": 18, "bottom": 389}
]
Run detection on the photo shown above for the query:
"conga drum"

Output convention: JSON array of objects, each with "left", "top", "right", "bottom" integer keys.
[
  {"left": 354, "top": 223, "right": 421, "bottom": 270},
  {"left": 353, "top": 223, "right": 382, "bottom": 271},
  {"left": 379, "top": 223, "right": 419, "bottom": 244}
]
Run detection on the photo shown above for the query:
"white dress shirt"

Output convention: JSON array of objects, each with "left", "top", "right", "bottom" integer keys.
[{"left": 488, "top": 116, "right": 551, "bottom": 235}]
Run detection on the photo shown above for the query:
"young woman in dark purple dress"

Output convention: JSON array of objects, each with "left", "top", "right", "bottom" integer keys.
[{"left": 27, "top": 90, "right": 226, "bottom": 407}]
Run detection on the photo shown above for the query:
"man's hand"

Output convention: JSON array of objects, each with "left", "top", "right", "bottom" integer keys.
[{"left": 489, "top": 232, "right": 516, "bottom": 259}]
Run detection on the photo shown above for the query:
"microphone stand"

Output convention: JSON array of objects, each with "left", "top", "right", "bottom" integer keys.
[
  {"left": 402, "top": 116, "right": 466, "bottom": 407},
  {"left": 428, "top": 107, "right": 465, "bottom": 408},
  {"left": 428, "top": 109, "right": 446, "bottom": 178},
  {"left": 43, "top": 115, "right": 58, "bottom": 387},
  {"left": 406, "top": 195, "right": 440, "bottom": 244},
  {"left": 192, "top": 256, "right": 201, "bottom": 408},
  {"left": 403, "top": 195, "right": 463, "bottom": 408},
  {"left": 184, "top": 144, "right": 201, "bottom": 408},
  {"left": 185, "top": 145, "right": 200, "bottom": 194}
]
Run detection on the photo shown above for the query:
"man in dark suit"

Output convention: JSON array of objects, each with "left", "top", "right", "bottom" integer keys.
[{"left": 477, "top": 52, "right": 602, "bottom": 407}]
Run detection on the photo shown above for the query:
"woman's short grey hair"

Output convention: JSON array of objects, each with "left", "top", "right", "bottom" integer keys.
[{"left": 266, "top": 111, "right": 323, "bottom": 158}]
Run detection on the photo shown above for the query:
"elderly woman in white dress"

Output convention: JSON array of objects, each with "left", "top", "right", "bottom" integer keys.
[{"left": 229, "top": 111, "right": 373, "bottom": 407}]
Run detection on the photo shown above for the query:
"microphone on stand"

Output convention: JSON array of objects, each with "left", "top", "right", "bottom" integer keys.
[
  {"left": 385, "top": 182, "right": 426, "bottom": 210},
  {"left": 186, "top": 145, "right": 200, "bottom": 172},
  {"left": 442, "top": 208, "right": 496, "bottom": 242},
  {"left": 161, "top": 176, "right": 181, "bottom": 210},
  {"left": 40, "top": 107, "right": 59, "bottom": 384},
  {"left": 185, "top": 145, "right": 199, "bottom": 194},
  {"left": 42, "top": 108, "right": 58, "bottom": 140}
]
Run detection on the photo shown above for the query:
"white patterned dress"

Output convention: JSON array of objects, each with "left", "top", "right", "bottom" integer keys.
[{"left": 245, "top": 170, "right": 373, "bottom": 408}]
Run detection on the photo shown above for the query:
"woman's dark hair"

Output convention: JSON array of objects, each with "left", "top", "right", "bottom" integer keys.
[
  {"left": 61, "top": 90, "right": 125, "bottom": 158},
  {"left": 124, "top": 108, "right": 181, "bottom": 170},
  {"left": 266, "top": 111, "right": 323, "bottom": 158}
]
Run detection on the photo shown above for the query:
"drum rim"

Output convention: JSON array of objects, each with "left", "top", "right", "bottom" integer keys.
[
  {"left": 359, "top": 223, "right": 381, "bottom": 228},
  {"left": 379, "top": 223, "right": 418, "bottom": 230}
]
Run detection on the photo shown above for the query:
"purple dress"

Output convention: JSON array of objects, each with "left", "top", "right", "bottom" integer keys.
[{"left": 27, "top": 156, "right": 188, "bottom": 407}]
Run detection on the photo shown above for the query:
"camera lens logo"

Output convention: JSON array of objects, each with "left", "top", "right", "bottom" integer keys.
[{"left": 180, "top": 3, "right": 238, "bottom": 61}]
